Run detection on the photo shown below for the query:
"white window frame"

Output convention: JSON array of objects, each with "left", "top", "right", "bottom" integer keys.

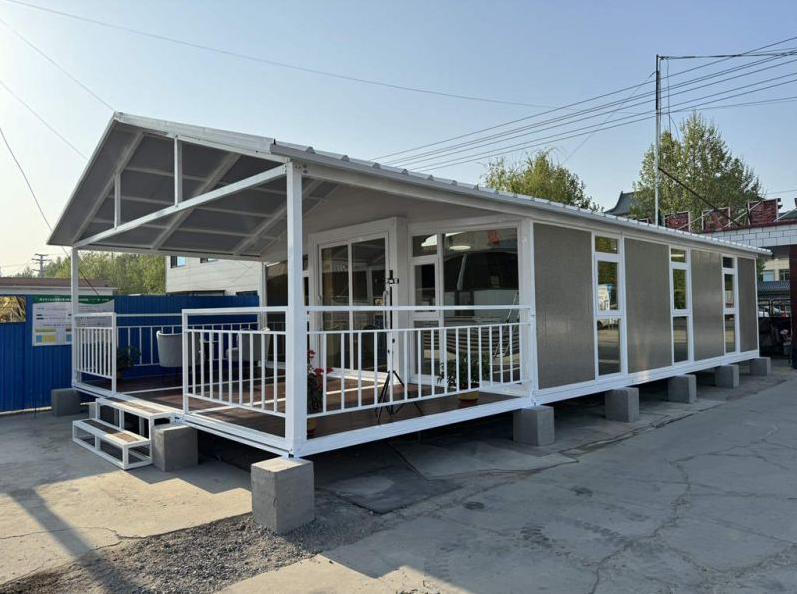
[
  {"left": 592, "top": 232, "right": 625, "bottom": 378},
  {"left": 669, "top": 246, "right": 693, "bottom": 364},
  {"left": 722, "top": 255, "right": 739, "bottom": 354}
]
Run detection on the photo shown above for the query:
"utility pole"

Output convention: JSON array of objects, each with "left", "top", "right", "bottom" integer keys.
[
  {"left": 32, "top": 253, "right": 50, "bottom": 278},
  {"left": 654, "top": 54, "right": 661, "bottom": 227}
]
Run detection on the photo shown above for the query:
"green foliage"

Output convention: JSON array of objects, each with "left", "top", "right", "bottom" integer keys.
[
  {"left": 482, "top": 150, "right": 599, "bottom": 211},
  {"left": 36, "top": 253, "right": 165, "bottom": 295},
  {"left": 438, "top": 353, "right": 491, "bottom": 392},
  {"left": 632, "top": 112, "right": 762, "bottom": 228},
  {"left": 117, "top": 345, "right": 140, "bottom": 373}
]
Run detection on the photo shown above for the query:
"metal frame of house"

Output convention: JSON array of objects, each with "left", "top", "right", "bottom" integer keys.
[{"left": 49, "top": 113, "right": 769, "bottom": 462}]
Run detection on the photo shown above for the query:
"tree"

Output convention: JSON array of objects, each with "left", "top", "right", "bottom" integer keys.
[
  {"left": 40, "top": 253, "right": 165, "bottom": 294},
  {"left": 482, "top": 150, "right": 599, "bottom": 210},
  {"left": 632, "top": 112, "right": 762, "bottom": 228}
]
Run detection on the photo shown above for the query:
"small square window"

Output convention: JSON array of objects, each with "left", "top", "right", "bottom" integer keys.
[
  {"left": 170, "top": 256, "right": 187, "bottom": 268},
  {"left": 595, "top": 236, "right": 618, "bottom": 254},
  {"left": 722, "top": 257, "right": 734, "bottom": 269},
  {"left": 779, "top": 269, "right": 790, "bottom": 281},
  {"left": 199, "top": 257, "right": 218, "bottom": 264},
  {"left": 671, "top": 248, "right": 687, "bottom": 263},
  {"left": 412, "top": 235, "right": 438, "bottom": 257}
]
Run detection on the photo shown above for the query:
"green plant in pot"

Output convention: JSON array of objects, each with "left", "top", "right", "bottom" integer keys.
[
  {"left": 306, "top": 349, "right": 328, "bottom": 437},
  {"left": 438, "top": 352, "right": 491, "bottom": 406},
  {"left": 116, "top": 345, "right": 140, "bottom": 380}
]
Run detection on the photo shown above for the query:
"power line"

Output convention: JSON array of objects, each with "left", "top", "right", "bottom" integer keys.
[
  {"left": 0, "top": 123, "right": 98, "bottom": 294},
  {"left": 0, "top": 0, "right": 564, "bottom": 110},
  {"left": 392, "top": 55, "right": 797, "bottom": 167},
  {"left": 0, "top": 77, "right": 87, "bottom": 158},
  {"left": 399, "top": 67, "right": 797, "bottom": 170},
  {"left": 375, "top": 35, "right": 797, "bottom": 161},
  {"left": 0, "top": 14, "right": 113, "bottom": 110}
]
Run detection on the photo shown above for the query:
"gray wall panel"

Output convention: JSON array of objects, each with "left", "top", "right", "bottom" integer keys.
[
  {"left": 534, "top": 223, "right": 595, "bottom": 388},
  {"left": 692, "top": 250, "right": 724, "bottom": 360},
  {"left": 625, "top": 239, "right": 672, "bottom": 373},
  {"left": 738, "top": 257, "right": 758, "bottom": 352}
]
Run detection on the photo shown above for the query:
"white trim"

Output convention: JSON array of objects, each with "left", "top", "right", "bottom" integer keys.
[{"left": 75, "top": 165, "right": 287, "bottom": 248}]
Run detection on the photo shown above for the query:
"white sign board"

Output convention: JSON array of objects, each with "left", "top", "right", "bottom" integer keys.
[{"left": 31, "top": 295, "right": 114, "bottom": 347}]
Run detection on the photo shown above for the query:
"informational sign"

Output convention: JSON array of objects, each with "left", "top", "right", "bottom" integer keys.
[{"left": 31, "top": 295, "right": 114, "bottom": 347}]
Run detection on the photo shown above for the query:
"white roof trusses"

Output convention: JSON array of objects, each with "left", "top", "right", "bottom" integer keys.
[{"left": 48, "top": 113, "right": 769, "bottom": 259}]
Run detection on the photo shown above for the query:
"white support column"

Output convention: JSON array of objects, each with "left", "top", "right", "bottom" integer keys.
[
  {"left": 70, "top": 248, "right": 80, "bottom": 385},
  {"left": 257, "top": 261, "right": 268, "bottom": 330},
  {"left": 174, "top": 139, "right": 183, "bottom": 205},
  {"left": 285, "top": 162, "right": 307, "bottom": 454},
  {"left": 113, "top": 172, "right": 121, "bottom": 227}
]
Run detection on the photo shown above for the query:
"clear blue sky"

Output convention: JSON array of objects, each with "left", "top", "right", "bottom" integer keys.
[{"left": 1, "top": 0, "right": 796, "bottom": 273}]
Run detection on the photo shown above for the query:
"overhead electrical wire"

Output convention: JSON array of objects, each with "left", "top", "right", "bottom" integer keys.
[
  {"left": 398, "top": 65, "right": 797, "bottom": 169},
  {"left": 376, "top": 35, "right": 797, "bottom": 162}
]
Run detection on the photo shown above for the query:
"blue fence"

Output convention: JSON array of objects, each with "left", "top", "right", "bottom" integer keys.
[{"left": 0, "top": 294, "right": 257, "bottom": 413}]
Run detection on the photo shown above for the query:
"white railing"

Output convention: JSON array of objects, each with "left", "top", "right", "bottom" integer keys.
[
  {"left": 180, "top": 305, "right": 532, "bottom": 425},
  {"left": 182, "top": 308, "right": 287, "bottom": 415},
  {"left": 73, "top": 312, "right": 117, "bottom": 391},
  {"left": 306, "top": 305, "right": 531, "bottom": 419}
]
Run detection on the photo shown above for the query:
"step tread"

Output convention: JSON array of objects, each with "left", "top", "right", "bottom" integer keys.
[
  {"left": 99, "top": 397, "right": 175, "bottom": 417},
  {"left": 74, "top": 418, "right": 149, "bottom": 446}
]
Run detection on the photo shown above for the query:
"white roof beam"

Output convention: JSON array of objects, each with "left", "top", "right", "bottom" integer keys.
[
  {"left": 151, "top": 153, "right": 241, "bottom": 250},
  {"left": 75, "top": 164, "right": 286, "bottom": 248},
  {"left": 125, "top": 164, "right": 285, "bottom": 197},
  {"left": 74, "top": 131, "right": 145, "bottom": 240}
]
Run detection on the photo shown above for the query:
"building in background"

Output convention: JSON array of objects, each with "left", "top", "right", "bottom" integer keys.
[{"left": 165, "top": 256, "right": 260, "bottom": 295}]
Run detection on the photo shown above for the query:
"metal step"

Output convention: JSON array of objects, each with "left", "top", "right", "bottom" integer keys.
[{"left": 72, "top": 418, "right": 152, "bottom": 470}]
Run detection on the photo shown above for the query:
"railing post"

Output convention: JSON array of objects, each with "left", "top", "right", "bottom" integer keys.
[
  {"left": 110, "top": 313, "right": 118, "bottom": 394},
  {"left": 182, "top": 310, "right": 189, "bottom": 414},
  {"left": 285, "top": 163, "right": 306, "bottom": 454}
]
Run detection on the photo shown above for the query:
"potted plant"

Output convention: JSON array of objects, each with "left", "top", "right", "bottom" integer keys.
[
  {"left": 116, "top": 345, "right": 140, "bottom": 381},
  {"left": 438, "top": 352, "right": 490, "bottom": 406},
  {"left": 306, "top": 350, "right": 329, "bottom": 437}
]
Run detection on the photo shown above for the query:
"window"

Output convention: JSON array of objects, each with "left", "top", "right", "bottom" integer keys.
[
  {"left": 723, "top": 256, "right": 737, "bottom": 353},
  {"left": 779, "top": 269, "right": 790, "bottom": 281},
  {"left": 169, "top": 256, "right": 187, "bottom": 268},
  {"left": 0, "top": 296, "right": 25, "bottom": 323},
  {"left": 594, "top": 235, "right": 623, "bottom": 376},
  {"left": 199, "top": 257, "right": 218, "bottom": 264},
  {"left": 670, "top": 247, "right": 691, "bottom": 363},
  {"left": 761, "top": 270, "right": 775, "bottom": 282}
]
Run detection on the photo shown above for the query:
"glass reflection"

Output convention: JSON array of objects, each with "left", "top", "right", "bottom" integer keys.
[
  {"left": 672, "top": 268, "right": 687, "bottom": 310},
  {"left": 597, "top": 261, "right": 619, "bottom": 311},
  {"left": 673, "top": 316, "right": 688, "bottom": 362},
  {"left": 725, "top": 314, "right": 736, "bottom": 353},
  {"left": 598, "top": 318, "right": 621, "bottom": 375}
]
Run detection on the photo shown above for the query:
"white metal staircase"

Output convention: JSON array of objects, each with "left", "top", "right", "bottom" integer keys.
[{"left": 72, "top": 397, "right": 176, "bottom": 470}]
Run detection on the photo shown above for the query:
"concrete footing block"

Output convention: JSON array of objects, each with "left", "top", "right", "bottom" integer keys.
[
  {"left": 152, "top": 424, "right": 198, "bottom": 472},
  {"left": 715, "top": 364, "right": 740, "bottom": 389},
  {"left": 51, "top": 388, "right": 81, "bottom": 416},
  {"left": 252, "top": 457, "right": 314, "bottom": 534},
  {"left": 667, "top": 375, "right": 697, "bottom": 404},
  {"left": 513, "top": 405, "right": 555, "bottom": 446},
  {"left": 749, "top": 357, "right": 771, "bottom": 376},
  {"left": 605, "top": 388, "right": 640, "bottom": 422}
]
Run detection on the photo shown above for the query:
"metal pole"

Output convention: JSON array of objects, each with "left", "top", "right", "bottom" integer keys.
[
  {"left": 70, "top": 248, "right": 79, "bottom": 385},
  {"left": 654, "top": 54, "right": 661, "bottom": 227}
]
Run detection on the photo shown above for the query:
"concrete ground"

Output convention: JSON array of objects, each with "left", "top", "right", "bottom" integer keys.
[
  {"left": 1, "top": 360, "right": 794, "bottom": 593},
  {"left": 0, "top": 411, "right": 251, "bottom": 584},
  {"left": 227, "top": 362, "right": 797, "bottom": 594}
]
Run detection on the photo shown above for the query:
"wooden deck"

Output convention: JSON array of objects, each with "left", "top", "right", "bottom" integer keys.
[{"left": 86, "top": 374, "right": 515, "bottom": 441}]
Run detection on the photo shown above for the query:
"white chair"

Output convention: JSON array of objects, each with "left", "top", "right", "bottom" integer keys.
[
  {"left": 227, "top": 330, "right": 271, "bottom": 368},
  {"left": 156, "top": 331, "right": 201, "bottom": 371}
]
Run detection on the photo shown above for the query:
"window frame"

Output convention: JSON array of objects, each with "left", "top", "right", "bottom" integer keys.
[
  {"left": 669, "top": 246, "right": 693, "bottom": 364},
  {"left": 592, "top": 232, "right": 625, "bottom": 378},
  {"left": 722, "top": 255, "right": 739, "bottom": 354}
]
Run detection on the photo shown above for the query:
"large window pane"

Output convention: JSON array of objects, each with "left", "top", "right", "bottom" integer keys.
[
  {"left": 443, "top": 228, "right": 518, "bottom": 323},
  {"left": 724, "top": 274, "right": 735, "bottom": 308},
  {"left": 673, "top": 316, "right": 688, "bottom": 362},
  {"left": 352, "top": 239, "right": 387, "bottom": 372},
  {"left": 672, "top": 268, "right": 687, "bottom": 310},
  {"left": 597, "top": 261, "right": 619, "bottom": 311},
  {"left": 414, "top": 263, "right": 436, "bottom": 306},
  {"left": 598, "top": 318, "right": 621, "bottom": 375},
  {"left": 725, "top": 314, "right": 736, "bottom": 352}
]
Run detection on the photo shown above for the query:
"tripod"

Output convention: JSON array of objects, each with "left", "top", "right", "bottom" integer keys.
[{"left": 375, "top": 271, "right": 423, "bottom": 423}]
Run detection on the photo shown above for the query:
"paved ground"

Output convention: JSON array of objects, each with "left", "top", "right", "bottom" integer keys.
[
  {"left": 0, "top": 412, "right": 251, "bottom": 584},
  {"left": 0, "top": 361, "right": 795, "bottom": 593},
  {"left": 228, "top": 363, "right": 797, "bottom": 593}
]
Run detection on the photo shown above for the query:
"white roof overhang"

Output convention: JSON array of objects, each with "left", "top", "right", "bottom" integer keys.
[{"left": 48, "top": 113, "right": 770, "bottom": 259}]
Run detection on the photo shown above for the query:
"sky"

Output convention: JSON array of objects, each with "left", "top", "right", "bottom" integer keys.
[{"left": 1, "top": 0, "right": 796, "bottom": 274}]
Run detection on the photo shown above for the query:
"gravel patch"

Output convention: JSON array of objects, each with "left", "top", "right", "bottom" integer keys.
[{"left": 0, "top": 491, "right": 385, "bottom": 594}]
